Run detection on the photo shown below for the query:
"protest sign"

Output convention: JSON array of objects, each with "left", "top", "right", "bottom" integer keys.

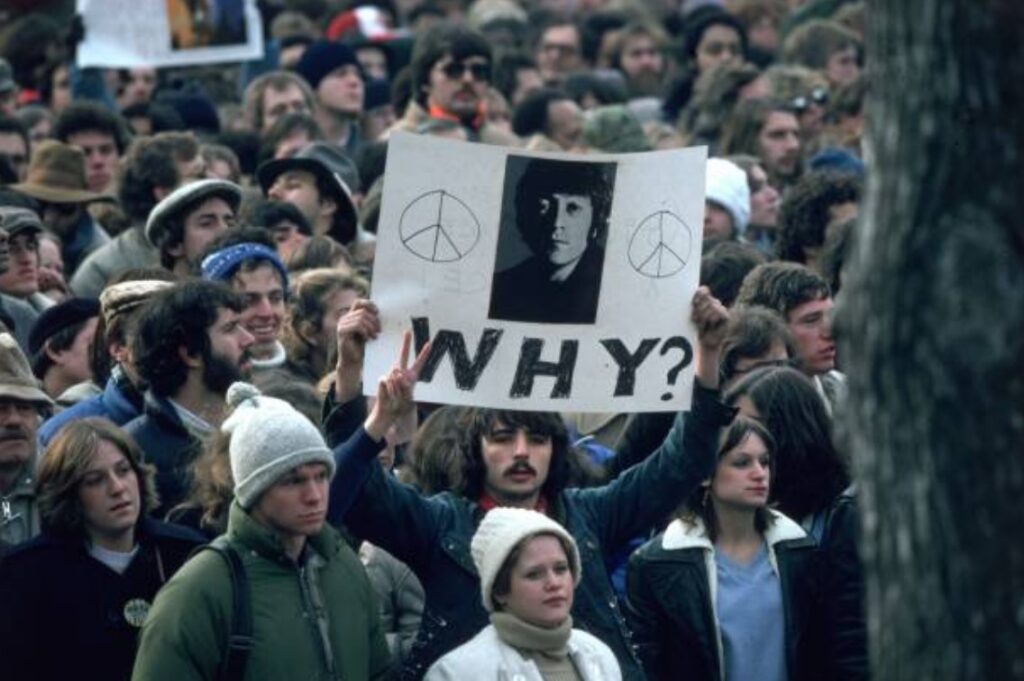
[
  {"left": 364, "top": 133, "right": 707, "bottom": 413},
  {"left": 76, "top": 0, "right": 263, "bottom": 68}
]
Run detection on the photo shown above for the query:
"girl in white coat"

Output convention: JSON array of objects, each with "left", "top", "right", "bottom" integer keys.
[{"left": 424, "top": 507, "right": 622, "bottom": 681}]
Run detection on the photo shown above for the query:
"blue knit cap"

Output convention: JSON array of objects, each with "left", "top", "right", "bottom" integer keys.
[{"left": 200, "top": 243, "right": 290, "bottom": 291}]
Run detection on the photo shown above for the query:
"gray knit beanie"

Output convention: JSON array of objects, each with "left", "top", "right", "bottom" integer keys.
[
  {"left": 223, "top": 382, "right": 335, "bottom": 509},
  {"left": 471, "top": 507, "right": 582, "bottom": 612}
]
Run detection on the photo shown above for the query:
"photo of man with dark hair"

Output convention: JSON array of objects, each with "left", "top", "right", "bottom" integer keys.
[{"left": 489, "top": 156, "right": 616, "bottom": 325}]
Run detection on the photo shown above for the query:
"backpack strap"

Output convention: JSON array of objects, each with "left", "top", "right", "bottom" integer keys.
[{"left": 193, "top": 537, "right": 253, "bottom": 681}]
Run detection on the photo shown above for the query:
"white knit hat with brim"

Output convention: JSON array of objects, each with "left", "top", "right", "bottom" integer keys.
[
  {"left": 471, "top": 507, "right": 582, "bottom": 612},
  {"left": 705, "top": 158, "right": 751, "bottom": 237},
  {"left": 223, "top": 382, "right": 335, "bottom": 509}
]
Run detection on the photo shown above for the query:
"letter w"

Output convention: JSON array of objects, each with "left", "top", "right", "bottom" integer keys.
[{"left": 412, "top": 317, "right": 503, "bottom": 391}]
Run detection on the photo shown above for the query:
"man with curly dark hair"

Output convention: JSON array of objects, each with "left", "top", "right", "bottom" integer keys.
[
  {"left": 775, "top": 170, "right": 860, "bottom": 267},
  {"left": 123, "top": 280, "right": 253, "bottom": 515}
]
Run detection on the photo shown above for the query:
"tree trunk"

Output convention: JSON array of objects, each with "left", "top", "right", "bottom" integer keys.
[{"left": 838, "top": 1, "right": 1024, "bottom": 679}]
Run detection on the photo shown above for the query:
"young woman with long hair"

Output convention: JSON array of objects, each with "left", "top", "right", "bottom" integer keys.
[{"left": 626, "top": 416, "right": 826, "bottom": 681}]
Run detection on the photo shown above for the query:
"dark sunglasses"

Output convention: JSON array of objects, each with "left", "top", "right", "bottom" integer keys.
[
  {"left": 440, "top": 60, "right": 490, "bottom": 82},
  {"left": 791, "top": 87, "right": 828, "bottom": 113}
]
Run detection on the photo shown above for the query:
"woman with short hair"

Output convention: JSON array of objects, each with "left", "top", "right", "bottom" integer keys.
[
  {"left": 0, "top": 418, "right": 204, "bottom": 681},
  {"left": 425, "top": 507, "right": 622, "bottom": 680}
]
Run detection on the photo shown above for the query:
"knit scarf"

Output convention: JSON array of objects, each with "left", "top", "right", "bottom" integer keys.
[
  {"left": 490, "top": 611, "right": 583, "bottom": 681},
  {"left": 478, "top": 492, "right": 548, "bottom": 515},
  {"left": 427, "top": 102, "right": 486, "bottom": 132}
]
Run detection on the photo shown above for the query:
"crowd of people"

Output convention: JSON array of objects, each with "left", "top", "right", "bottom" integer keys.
[{"left": 0, "top": 0, "right": 869, "bottom": 679}]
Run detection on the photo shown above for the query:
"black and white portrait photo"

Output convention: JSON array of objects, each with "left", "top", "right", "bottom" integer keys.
[{"left": 489, "top": 156, "right": 617, "bottom": 324}]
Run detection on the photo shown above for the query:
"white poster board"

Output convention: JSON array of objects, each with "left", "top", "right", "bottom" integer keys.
[
  {"left": 364, "top": 133, "right": 707, "bottom": 413},
  {"left": 76, "top": 0, "right": 263, "bottom": 68}
]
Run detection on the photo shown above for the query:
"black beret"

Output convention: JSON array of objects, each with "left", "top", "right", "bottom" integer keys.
[{"left": 29, "top": 297, "right": 100, "bottom": 358}]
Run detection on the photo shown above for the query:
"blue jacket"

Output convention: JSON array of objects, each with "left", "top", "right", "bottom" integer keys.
[
  {"left": 124, "top": 394, "right": 200, "bottom": 517},
  {"left": 38, "top": 371, "right": 143, "bottom": 448},
  {"left": 326, "top": 385, "right": 733, "bottom": 680}
]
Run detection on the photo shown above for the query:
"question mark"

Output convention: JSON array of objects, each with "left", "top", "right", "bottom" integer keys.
[{"left": 659, "top": 336, "right": 693, "bottom": 401}]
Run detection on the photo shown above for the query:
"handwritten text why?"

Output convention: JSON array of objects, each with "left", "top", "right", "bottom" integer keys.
[{"left": 412, "top": 317, "right": 693, "bottom": 401}]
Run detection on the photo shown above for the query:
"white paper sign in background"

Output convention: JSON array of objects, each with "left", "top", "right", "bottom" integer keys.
[
  {"left": 365, "top": 133, "right": 707, "bottom": 413},
  {"left": 77, "top": 0, "right": 263, "bottom": 68}
]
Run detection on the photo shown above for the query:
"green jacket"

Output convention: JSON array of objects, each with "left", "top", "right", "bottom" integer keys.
[{"left": 132, "top": 502, "right": 392, "bottom": 681}]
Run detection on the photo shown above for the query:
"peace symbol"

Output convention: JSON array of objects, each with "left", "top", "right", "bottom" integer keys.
[
  {"left": 399, "top": 190, "right": 481, "bottom": 263},
  {"left": 627, "top": 211, "right": 693, "bottom": 278}
]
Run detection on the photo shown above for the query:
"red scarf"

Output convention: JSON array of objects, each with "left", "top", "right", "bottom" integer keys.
[
  {"left": 478, "top": 491, "right": 549, "bottom": 514},
  {"left": 428, "top": 102, "right": 487, "bottom": 133}
]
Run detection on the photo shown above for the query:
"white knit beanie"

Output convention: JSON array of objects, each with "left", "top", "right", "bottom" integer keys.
[
  {"left": 223, "top": 382, "right": 336, "bottom": 509},
  {"left": 471, "top": 507, "right": 582, "bottom": 612},
  {"left": 705, "top": 158, "right": 751, "bottom": 237}
]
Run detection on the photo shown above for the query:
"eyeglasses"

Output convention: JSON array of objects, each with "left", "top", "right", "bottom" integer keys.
[
  {"left": 439, "top": 60, "right": 490, "bottom": 82},
  {"left": 791, "top": 87, "right": 828, "bottom": 113}
]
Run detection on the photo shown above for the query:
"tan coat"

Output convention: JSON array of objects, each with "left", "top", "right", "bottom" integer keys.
[{"left": 385, "top": 101, "right": 521, "bottom": 147}]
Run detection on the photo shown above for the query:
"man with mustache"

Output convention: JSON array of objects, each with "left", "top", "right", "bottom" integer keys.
[
  {"left": 124, "top": 280, "right": 254, "bottom": 516},
  {"left": 388, "top": 24, "right": 519, "bottom": 146},
  {"left": 0, "top": 331, "right": 52, "bottom": 553},
  {"left": 322, "top": 290, "right": 735, "bottom": 678},
  {"left": 721, "top": 98, "right": 804, "bottom": 192}
]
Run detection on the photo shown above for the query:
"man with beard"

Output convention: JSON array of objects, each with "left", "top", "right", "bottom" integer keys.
[
  {"left": 721, "top": 98, "right": 804, "bottom": 192},
  {"left": 0, "top": 332, "right": 52, "bottom": 553},
  {"left": 610, "top": 22, "right": 669, "bottom": 100},
  {"left": 124, "top": 281, "right": 254, "bottom": 515}
]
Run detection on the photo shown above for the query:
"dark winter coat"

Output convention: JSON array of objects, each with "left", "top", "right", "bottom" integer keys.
[
  {"left": 625, "top": 513, "right": 827, "bottom": 681},
  {"left": 0, "top": 517, "right": 204, "bottom": 681},
  {"left": 124, "top": 393, "right": 202, "bottom": 516},
  {"left": 38, "top": 370, "right": 144, "bottom": 448},
  {"left": 808, "top": 488, "right": 868, "bottom": 680}
]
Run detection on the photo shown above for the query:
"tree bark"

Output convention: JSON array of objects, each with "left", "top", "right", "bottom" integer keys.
[{"left": 838, "top": 1, "right": 1024, "bottom": 679}]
